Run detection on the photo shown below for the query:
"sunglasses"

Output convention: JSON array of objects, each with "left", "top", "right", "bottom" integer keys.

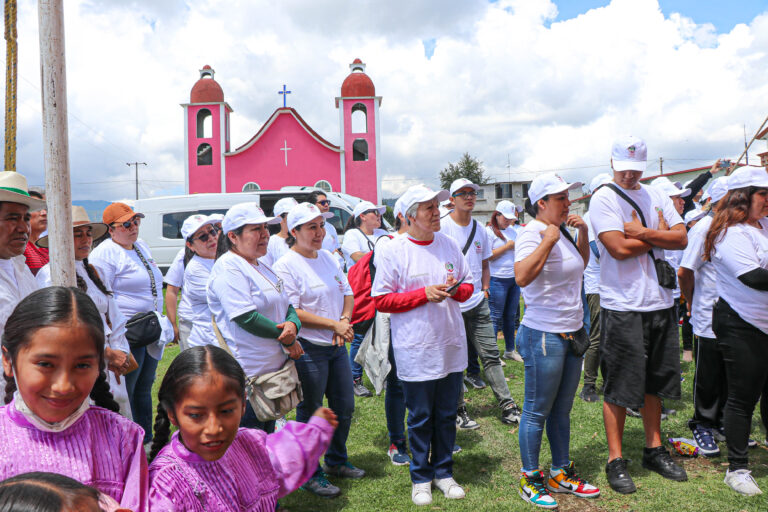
[
  {"left": 453, "top": 190, "right": 477, "bottom": 198},
  {"left": 316, "top": 200, "right": 331, "bottom": 207},
  {"left": 363, "top": 209, "right": 381, "bottom": 216},
  {"left": 114, "top": 217, "right": 141, "bottom": 229},
  {"left": 190, "top": 226, "right": 219, "bottom": 243}
]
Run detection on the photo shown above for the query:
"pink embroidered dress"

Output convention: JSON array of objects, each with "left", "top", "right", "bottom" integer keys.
[
  {"left": 149, "top": 417, "right": 333, "bottom": 511},
  {"left": 0, "top": 399, "right": 148, "bottom": 511}
]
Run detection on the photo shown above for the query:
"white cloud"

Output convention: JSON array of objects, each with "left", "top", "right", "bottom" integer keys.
[{"left": 10, "top": 0, "right": 768, "bottom": 202}]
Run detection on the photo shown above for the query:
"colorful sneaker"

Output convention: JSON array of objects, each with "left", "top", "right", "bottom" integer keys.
[
  {"left": 518, "top": 470, "right": 557, "bottom": 509},
  {"left": 456, "top": 406, "right": 480, "bottom": 430},
  {"left": 387, "top": 442, "right": 411, "bottom": 466},
  {"left": 501, "top": 400, "right": 522, "bottom": 424},
  {"left": 691, "top": 426, "right": 720, "bottom": 457},
  {"left": 547, "top": 462, "right": 600, "bottom": 498},
  {"left": 724, "top": 469, "right": 763, "bottom": 496},
  {"left": 301, "top": 471, "right": 341, "bottom": 498},
  {"left": 275, "top": 416, "right": 288, "bottom": 432}
]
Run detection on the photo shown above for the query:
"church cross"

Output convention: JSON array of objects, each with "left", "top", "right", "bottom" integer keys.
[
  {"left": 278, "top": 84, "right": 291, "bottom": 107},
  {"left": 280, "top": 140, "right": 292, "bottom": 166}
]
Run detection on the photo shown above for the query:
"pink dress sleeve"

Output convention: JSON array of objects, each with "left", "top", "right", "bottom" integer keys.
[
  {"left": 265, "top": 416, "right": 334, "bottom": 498},
  {"left": 120, "top": 424, "right": 150, "bottom": 512}
]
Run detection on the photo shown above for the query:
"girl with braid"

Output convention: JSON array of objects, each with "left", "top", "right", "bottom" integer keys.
[
  {"left": 36, "top": 206, "right": 134, "bottom": 417},
  {"left": 0, "top": 287, "right": 148, "bottom": 511},
  {"left": 148, "top": 345, "right": 336, "bottom": 511}
]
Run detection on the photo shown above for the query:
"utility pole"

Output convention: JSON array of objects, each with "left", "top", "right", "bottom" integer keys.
[
  {"left": 744, "top": 124, "right": 749, "bottom": 165},
  {"left": 659, "top": 157, "right": 663, "bottom": 175},
  {"left": 127, "top": 162, "right": 147, "bottom": 200}
]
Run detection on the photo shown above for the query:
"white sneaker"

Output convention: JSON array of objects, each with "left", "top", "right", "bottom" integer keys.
[
  {"left": 724, "top": 469, "right": 763, "bottom": 496},
  {"left": 433, "top": 477, "right": 466, "bottom": 499},
  {"left": 412, "top": 482, "right": 432, "bottom": 505}
]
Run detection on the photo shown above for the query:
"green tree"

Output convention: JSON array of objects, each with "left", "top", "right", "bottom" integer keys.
[{"left": 439, "top": 152, "right": 489, "bottom": 190}]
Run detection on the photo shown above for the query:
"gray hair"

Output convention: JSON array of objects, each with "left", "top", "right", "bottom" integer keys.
[{"left": 405, "top": 202, "right": 419, "bottom": 225}]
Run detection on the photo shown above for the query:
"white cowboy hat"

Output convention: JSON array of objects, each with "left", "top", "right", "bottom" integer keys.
[
  {"left": 0, "top": 171, "right": 46, "bottom": 211},
  {"left": 36, "top": 206, "right": 108, "bottom": 248}
]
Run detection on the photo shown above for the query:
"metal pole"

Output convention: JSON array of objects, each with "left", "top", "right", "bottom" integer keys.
[
  {"left": 38, "top": 0, "right": 74, "bottom": 286},
  {"left": 126, "top": 162, "right": 146, "bottom": 200}
]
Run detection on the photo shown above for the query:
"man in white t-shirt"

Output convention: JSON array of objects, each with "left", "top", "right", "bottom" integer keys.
[
  {"left": 441, "top": 178, "right": 521, "bottom": 427},
  {"left": 589, "top": 136, "right": 688, "bottom": 493},
  {"left": 0, "top": 172, "right": 44, "bottom": 339}
]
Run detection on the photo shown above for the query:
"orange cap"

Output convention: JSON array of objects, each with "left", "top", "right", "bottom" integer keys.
[{"left": 102, "top": 202, "right": 143, "bottom": 225}]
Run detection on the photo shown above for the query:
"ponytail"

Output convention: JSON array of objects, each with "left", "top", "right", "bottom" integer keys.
[
  {"left": 4, "top": 378, "right": 15, "bottom": 405},
  {"left": 82, "top": 257, "right": 112, "bottom": 296},
  {"left": 490, "top": 212, "right": 505, "bottom": 241},
  {"left": 215, "top": 226, "right": 244, "bottom": 260},
  {"left": 182, "top": 245, "right": 195, "bottom": 268},
  {"left": 149, "top": 403, "right": 172, "bottom": 462}
]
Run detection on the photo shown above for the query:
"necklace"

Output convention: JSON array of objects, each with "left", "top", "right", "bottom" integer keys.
[{"left": 251, "top": 261, "right": 283, "bottom": 294}]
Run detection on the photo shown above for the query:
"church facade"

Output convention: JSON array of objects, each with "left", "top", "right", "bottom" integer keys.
[{"left": 181, "top": 59, "right": 382, "bottom": 203}]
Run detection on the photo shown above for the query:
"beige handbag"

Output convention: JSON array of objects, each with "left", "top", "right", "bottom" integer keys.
[{"left": 212, "top": 315, "right": 303, "bottom": 421}]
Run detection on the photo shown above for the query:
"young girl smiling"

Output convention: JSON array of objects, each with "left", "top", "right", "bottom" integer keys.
[{"left": 148, "top": 345, "right": 337, "bottom": 511}]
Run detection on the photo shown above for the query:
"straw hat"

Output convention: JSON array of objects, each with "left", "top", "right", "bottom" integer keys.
[
  {"left": 0, "top": 171, "right": 46, "bottom": 211},
  {"left": 36, "top": 206, "right": 108, "bottom": 248}
]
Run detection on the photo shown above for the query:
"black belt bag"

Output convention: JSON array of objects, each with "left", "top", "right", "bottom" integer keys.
[
  {"left": 560, "top": 327, "right": 589, "bottom": 357},
  {"left": 125, "top": 311, "right": 162, "bottom": 348}
]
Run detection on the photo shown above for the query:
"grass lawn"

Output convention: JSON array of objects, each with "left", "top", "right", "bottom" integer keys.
[{"left": 152, "top": 341, "right": 768, "bottom": 511}]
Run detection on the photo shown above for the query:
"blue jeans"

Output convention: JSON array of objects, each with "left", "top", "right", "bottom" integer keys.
[
  {"left": 295, "top": 341, "right": 355, "bottom": 467},
  {"left": 401, "top": 372, "right": 462, "bottom": 483},
  {"left": 240, "top": 401, "right": 275, "bottom": 433},
  {"left": 386, "top": 342, "right": 406, "bottom": 444},
  {"left": 350, "top": 332, "right": 364, "bottom": 380},
  {"left": 516, "top": 325, "right": 583, "bottom": 471},
  {"left": 489, "top": 276, "right": 521, "bottom": 352},
  {"left": 125, "top": 345, "right": 159, "bottom": 444}
]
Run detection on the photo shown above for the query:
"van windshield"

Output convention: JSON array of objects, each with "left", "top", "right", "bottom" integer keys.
[{"left": 163, "top": 209, "right": 228, "bottom": 239}]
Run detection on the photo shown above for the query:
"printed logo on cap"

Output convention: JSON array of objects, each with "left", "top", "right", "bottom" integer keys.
[{"left": 628, "top": 145, "right": 636, "bottom": 157}]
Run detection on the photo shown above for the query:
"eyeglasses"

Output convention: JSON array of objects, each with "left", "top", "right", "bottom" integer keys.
[
  {"left": 190, "top": 227, "right": 219, "bottom": 243},
  {"left": 316, "top": 200, "right": 331, "bottom": 207},
  {"left": 453, "top": 190, "right": 477, "bottom": 198},
  {"left": 114, "top": 217, "right": 140, "bottom": 229},
  {"left": 363, "top": 209, "right": 381, "bottom": 216}
]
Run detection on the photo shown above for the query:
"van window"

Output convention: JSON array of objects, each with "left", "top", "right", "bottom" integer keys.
[
  {"left": 329, "top": 206, "right": 351, "bottom": 233},
  {"left": 163, "top": 209, "right": 228, "bottom": 239}
]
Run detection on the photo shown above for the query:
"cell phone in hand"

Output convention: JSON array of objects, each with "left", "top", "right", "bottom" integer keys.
[
  {"left": 446, "top": 276, "right": 466, "bottom": 294},
  {"left": 719, "top": 159, "right": 731, "bottom": 169}
]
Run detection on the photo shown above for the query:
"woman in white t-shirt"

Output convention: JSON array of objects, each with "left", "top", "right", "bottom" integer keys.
[
  {"left": 372, "top": 185, "right": 474, "bottom": 506},
  {"left": 261, "top": 197, "right": 298, "bottom": 266},
  {"left": 273, "top": 202, "right": 361, "bottom": 497},
  {"left": 163, "top": 248, "right": 189, "bottom": 349},
  {"left": 89, "top": 202, "right": 166, "bottom": 445},
  {"left": 513, "top": 174, "right": 599, "bottom": 509},
  {"left": 177, "top": 214, "right": 219, "bottom": 349},
  {"left": 486, "top": 200, "right": 521, "bottom": 360},
  {"left": 703, "top": 168, "right": 768, "bottom": 496},
  {"left": 207, "top": 202, "right": 303, "bottom": 434}
]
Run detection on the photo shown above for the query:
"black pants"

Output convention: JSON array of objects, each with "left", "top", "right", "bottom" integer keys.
[
  {"left": 712, "top": 299, "right": 768, "bottom": 471},
  {"left": 689, "top": 335, "right": 727, "bottom": 431},
  {"left": 679, "top": 299, "right": 693, "bottom": 352}
]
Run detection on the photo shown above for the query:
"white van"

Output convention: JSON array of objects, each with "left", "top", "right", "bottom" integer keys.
[{"left": 134, "top": 187, "right": 372, "bottom": 273}]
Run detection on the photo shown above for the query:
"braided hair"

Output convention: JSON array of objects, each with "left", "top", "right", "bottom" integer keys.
[
  {"left": 2, "top": 287, "right": 119, "bottom": 413},
  {"left": 81, "top": 257, "right": 112, "bottom": 296},
  {"left": 149, "top": 345, "right": 246, "bottom": 461}
]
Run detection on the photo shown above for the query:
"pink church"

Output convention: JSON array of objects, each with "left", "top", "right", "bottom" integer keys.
[{"left": 182, "top": 59, "right": 382, "bottom": 202}]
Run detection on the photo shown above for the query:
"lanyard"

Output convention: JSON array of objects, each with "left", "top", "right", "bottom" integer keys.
[{"left": 133, "top": 244, "right": 158, "bottom": 311}]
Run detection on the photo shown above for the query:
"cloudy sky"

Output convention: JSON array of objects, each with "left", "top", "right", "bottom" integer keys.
[{"left": 12, "top": 0, "right": 768, "bottom": 200}]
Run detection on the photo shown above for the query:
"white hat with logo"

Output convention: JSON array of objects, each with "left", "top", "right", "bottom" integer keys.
[
  {"left": 726, "top": 167, "right": 768, "bottom": 191},
  {"left": 449, "top": 178, "right": 480, "bottom": 196},
  {"left": 222, "top": 203, "right": 279, "bottom": 234},
  {"left": 651, "top": 176, "right": 691, "bottom": 198},
  {"left": 589, "top": 173, "right": 613, "bottom": 194},
  {"left": 701, "top": 176, "right": 728, "bottom": 204},
  {"left": 287, "top": 202, "right": 333, "bottom": 231},
  {"left": 352, "top": 200, "right": 386, "bottom": 219},
  {"left": 181, "top": 214, "right": 219, "bottom": 240},
  {"left": 399, "top": 185, "right": 450, "bottom": 216},
  {"left": 611, "top": 135, "right": 647, "bottom": 172},
  {"left": 495, "top": 200, "right": 520, "bottom": 219},
  {"left": 273, "top": 197, "right": 299, "bottom": 217},
  {"left": 528, "top": 173, "right": 582, "bottom": 203}
]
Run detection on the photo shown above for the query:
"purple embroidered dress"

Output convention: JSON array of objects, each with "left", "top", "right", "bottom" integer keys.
[
  {"left": 148, "top": 416, "right": 333, "bottom": 511},
  {"left": 0, "top": 400, "right": 148, "bottom": 511}
]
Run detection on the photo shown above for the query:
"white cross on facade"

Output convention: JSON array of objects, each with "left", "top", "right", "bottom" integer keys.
[{"left": 280, "top": 140, "right": 292, "bottom": 166}]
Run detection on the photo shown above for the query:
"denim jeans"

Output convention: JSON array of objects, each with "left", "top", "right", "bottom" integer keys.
[
  {"left": 350, "top": 332, "right": 364, "bottom": 380},
  {"left": 125, "top": 345, "right": 159, "bottom": 444},
  {"left": 516, "top": 324, "right": 583, "bottom": 471},
  {"left": 462, "top": 299, "right": 513, "bottom": 406},
  {"left": 295, "top": 341, "right": 355, "bottom": 467},
  {"left": 489, "top": 276, "right": 521, "bottom": 352},
  {"left": 386, "top": 342, "right": 407, "bottom": 444},
  {"left": 401, "top": 372, "right": 462, "bottom": 483},
  {"left": 240, "top": 400, "right": 275, "bottom": 433}
]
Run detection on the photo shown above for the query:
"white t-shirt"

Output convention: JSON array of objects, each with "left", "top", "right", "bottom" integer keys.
[
  {"left": 589, "top": 184, "right": 683, "bottom": 312},
  {"left": 182, "top": 255, "right": 217, "bottom": 348},
  {"left": 371, "top": 232, "right": 471, "bottom": 382},
  {"left": 665, "top": 249, "right": 683, "bottom": 299},
  {"left": 486, "top": 225, "right": 517, "bottom": 279},
  {"left": 515, "top": 220, "right": 585, "bottom": 333},
  {"left": 582, "top": 211, "right": 601, "bottom": 295},
  {"left": 440, "top": 216, "right": 492, "bottom": 311},
  {"left": 164, "top": 248, "right": 193, "bottom": 319},
  {"left": 341, "top": 227, "right": 389, "bottom": 269},
  {"left": 322, "top": 222, "right": 340, "bottom": 253},
  {"left": 712, "top": 217, "right": 768, "bottom": 335},
  {"left": 679, "top": 215, "right": 717, "bottom": 338},
  {"left": 0, "top": 256, "right": 38, "bottom": 339},
  {"left": 261, "top": 235, "right": 290, "bottom": 267},
  {"left": 207, "top": 252, "right": 289, "bottom": 377},
  {"left": 90, "top": 239, "right": 165, "bottom": 318},
  {"left": 274, "top": 249, "right": 352, "bottom": 346}
]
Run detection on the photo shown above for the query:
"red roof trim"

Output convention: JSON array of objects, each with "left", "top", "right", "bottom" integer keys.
[{"left": 227, "top": 107, "right": 340, "bottom": 155}]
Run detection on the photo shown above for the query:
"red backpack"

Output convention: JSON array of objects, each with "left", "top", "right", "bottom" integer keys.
[{"left": 348, "top": 234, "right": 392, "bottom": 325}]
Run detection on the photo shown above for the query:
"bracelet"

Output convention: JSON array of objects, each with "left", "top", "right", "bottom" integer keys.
[
  {"left": 281, "top": 338, "right": 296, "bottom": 348},
  {"left": 339, "top": 315, "right": 350, "bottom": 322}
]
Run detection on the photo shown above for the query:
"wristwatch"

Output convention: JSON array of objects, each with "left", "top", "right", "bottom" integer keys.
[{"left": 339, "top": 315, "right": 350, "bottom": 322}]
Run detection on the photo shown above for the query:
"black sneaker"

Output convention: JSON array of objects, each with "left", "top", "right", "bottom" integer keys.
[
  {"left": 501, "top": 401, "right": 522, "bottom": 424},
  {"left": 626, "top": 408, "right": 642, "bottom": 418},
  {"left": 323, "top": 461, "right": 366, "bottom": 479},
  {"left": 605, "top": 458, "right": 636, "bottom": 494},
  {"left": 713, "top": 426, "right": 726, "bottom": 443},
  {"left": 641, "top": 446, "right": 688, "bottom": 481},
  {"left": 456, "top": 405, "right": 479, "bottom": 430},
  {"left": 301, "top": 471, "right": 341, "bottom": 498},
  {"left": 352, "top": 378, "right": 372, "bottom": 397},
  {"left": 579, "top": 384, "right": 599, "bottom": 403},
  {"left": 464, "top": 373, "right": 486, "bottom": 390}
]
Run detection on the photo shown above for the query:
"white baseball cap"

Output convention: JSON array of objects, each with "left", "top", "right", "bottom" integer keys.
[
  {"left": 273, "top": 197, "right": 298, "bottom": 217},
  {"left": 726, "top": 167, "right": 768, "bottom": 191},
  {"left": 611, "top": 135, "right": 647, "bottom": 172},
  {"left": 528, "top": 173, "right": 582, "bottom": 203},
  {"left": 702, "top": 176, "right": 728, "bottom": 204},
  {"left": 222, "top": 202, "right": 279, "bottom": 234},
  {"left": 399, "top": 185, "right": 450, "bottom": 216},
  {"left": 352, "top": 200, "right": 386, "bottom": 219},
  {"left": 495, "top": 200, "right": 520, "bottom": 219},
  {"left": 684, "top": 208, "right": 706, "bottom": 225},
  {"left": 393, "top": 196, "right": 406, "bottom": 219},
  {"left": 208, "top": 213, "right": 224, "bottom": 222},
  {"left": 449, "top": 178, "right": 480, "bottom": 196},
  {"left": 181, "top": 214, "right": 219, "bottom": 240},
  {"left": 286, "top": 202, "right": 333, "bottom": 231},
  {"left": 589, "top": 173, "right": 613, "bottom": 194},
  {"left": 651, "top": 176, "right": 691, "bottom": 198}
]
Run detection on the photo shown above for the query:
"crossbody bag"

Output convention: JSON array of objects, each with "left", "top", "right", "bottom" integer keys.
[{"left": 124, "top": 245, "right": 163, "bottom": 348}]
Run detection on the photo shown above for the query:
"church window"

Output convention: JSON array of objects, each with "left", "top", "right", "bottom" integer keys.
[
  {"left": 242, "top": 182, "right": 261, "bottom": 192},
  {"left": 351, "top": 103, "right": 367, "bottom": 133},
  {"left": 197, "top": 143, "right": 213, "bottom": 166},
  {"left": 353, "top": 139, "right": 368, "bottom": 161},
  {"left": 314, "top": 180, "right": 332, "bottom": 193},
  {"left": 197, "top": 109, "right": 212, "bottom": 138}
]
